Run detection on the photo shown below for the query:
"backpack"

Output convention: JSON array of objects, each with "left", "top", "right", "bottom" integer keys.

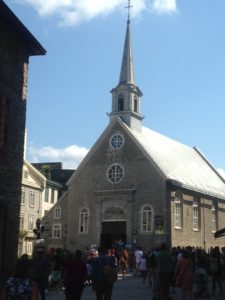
[{"left": 102, "top": 265, "right": 117, "bottom": 283}]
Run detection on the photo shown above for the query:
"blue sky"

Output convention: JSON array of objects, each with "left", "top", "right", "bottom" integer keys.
[{"left": 5, "top": 0, "right": 225, "bottom": 176}]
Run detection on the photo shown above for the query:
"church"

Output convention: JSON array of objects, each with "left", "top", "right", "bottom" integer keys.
[{"left": 42, "top": 12, "right": 225, "bottom": 252}]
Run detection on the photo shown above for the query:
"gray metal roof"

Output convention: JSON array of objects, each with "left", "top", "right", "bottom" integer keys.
[
  {"left": 128, "top": 126, "right": 225, "bottom": 199},
  {"left": 119, "top": 19, "right": 135, "bottom": 85}
]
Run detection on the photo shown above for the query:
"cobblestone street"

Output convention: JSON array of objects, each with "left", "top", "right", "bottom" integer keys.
[{"left": 46, "top": 273, "right": 225, "bottom": 300}]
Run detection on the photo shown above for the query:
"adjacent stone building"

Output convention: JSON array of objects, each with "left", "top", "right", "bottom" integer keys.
[
  {"left": 18, "top": 161, "right": 74, "bottom": 255},
  {"left": 43, "top": 16, "right": 225, "bottom": 252},
  {"left": 0, "top": 0, "right": 45, "bottom": 284},
  {"left": 19, "top": 160, "right": 46, "bottom": 256}
]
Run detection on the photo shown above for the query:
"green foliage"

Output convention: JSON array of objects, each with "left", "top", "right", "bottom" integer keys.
[{"left": 19, "top": 229, "right": 28, "bottom": 239}]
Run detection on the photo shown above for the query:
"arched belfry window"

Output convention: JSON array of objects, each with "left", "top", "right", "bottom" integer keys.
[
  {"left": 134, "top": 98, "right": 138, "bottom": 113},
  {"left": 118, "top": 94, "right": 124, "bottom": 111}
]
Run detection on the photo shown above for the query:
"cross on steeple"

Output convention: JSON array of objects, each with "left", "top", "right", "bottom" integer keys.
[{"left": 125, "top": 0, "right": 133, "bottom": 23}]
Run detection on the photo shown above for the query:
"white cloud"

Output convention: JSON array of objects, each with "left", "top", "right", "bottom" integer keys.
[
  {"left": 217, "top": 168, "right": 225, "bottom": 180},
  {"left": 152, "top": 0, "right": 177, "bottom": 14},
  {"left": 16, "top": 0, "right": 177, "bottom": 26},
  {"left": 28, "top": 144, "right": 89, "bottom": 169}
]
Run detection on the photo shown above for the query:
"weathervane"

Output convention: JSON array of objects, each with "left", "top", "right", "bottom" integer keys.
[{"left": 125, "top": 0, "right": 133, "bottom": 23}]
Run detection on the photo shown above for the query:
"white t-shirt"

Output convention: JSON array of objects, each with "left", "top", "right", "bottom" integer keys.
[{"left": 135, "top": 250, "right": 143, "bottom": 263}]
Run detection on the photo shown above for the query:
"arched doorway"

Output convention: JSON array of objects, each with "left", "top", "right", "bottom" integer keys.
[{"left": 100, "top": 207, "right": 126, "bottom": 249}]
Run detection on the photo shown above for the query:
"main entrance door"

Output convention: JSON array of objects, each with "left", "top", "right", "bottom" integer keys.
[{"left": 101, "top": 221, "right": 126, "bottom": 249}]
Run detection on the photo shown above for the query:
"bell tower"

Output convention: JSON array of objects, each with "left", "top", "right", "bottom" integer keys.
[{"left": 109, "top": 0, "right": 143, "bottom": 132}]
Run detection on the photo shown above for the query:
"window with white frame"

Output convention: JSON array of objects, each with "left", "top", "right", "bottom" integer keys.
[
  {"left": 54, "top": 207, "right": 61, "bottom": 219},
  {"left": 21, "top": 190, "right": 25, "bottom": 205},
  {"left": 141, "top": 205, "right": 153, "bottom": 232},
  {"left": 211, "top": 205, "right": 217, "bottom": 233},
  {"left": 79, "top": 208, "right": 89, "bottom": 233},
  {"left": 28, "top": 214, "right": 34, "bottom": 230},
  {"left": 45, "top": 187, "right": 49, "bottom": 202},
  {"left": 29, "top": 192, "right": 35, "bottom": 207},
  {"left": 27, "top": 242, "right": 33, "bottom": 255},
  {"left": 193, "top": 201, "right": 199, "bottom": 231},
  {"left": 53, "top": 224, "right": 61, "bottom": 238},
  {"left": 174, "top": 197, "right": 182, "bottom": 228}
]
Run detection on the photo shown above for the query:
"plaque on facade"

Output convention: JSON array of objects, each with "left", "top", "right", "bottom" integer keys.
[{"left": 154, "top": 215, "right": 164, "bottom": 234}]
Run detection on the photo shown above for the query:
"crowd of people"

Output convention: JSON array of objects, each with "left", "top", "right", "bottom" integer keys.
[{"left": 1, "top": 243, "right": 225, "bottom": 300}]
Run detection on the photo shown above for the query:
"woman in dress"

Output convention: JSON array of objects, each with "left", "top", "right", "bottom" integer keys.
[
  {"left": 0, "top": 258, "right": 39, "bottom": 300},
  {"left": 174, "top": 250, "right": 194, "bottom": 300}
]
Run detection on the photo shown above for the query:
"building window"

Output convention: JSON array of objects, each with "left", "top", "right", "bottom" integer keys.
[
  {"left": 110, "top": 134, "right": 124, "bottom": 149},
  {"left": 51, "top": 189, "right": 55, "bottom": 204},
  {"left": 174, "top": 197, "right": 182, "bottom": 229},
  {"left": 27, "top": 242, "right": 33, "bottom": 255},
  {"left": 19, "top": 215, "right": 24, "bottom": 230},
  {"left": 45, "top": 187, "right": 49, "bottom": 202},
  {"left": 0, "top": 95, "right": 9, "bottom": 150},
  {"left": 141, "top": 205, "right": 153, "bottom": 232},
  {"left": 53, "top": 224, "right": 61, "bottom": 238},
  {"left": 23, "top": 170, "right": 28, "bottom": 179},
  {"left": 134, "top": 98, "right": 138, "bottom": 112},
  {"left": 212, "top": 205, "right": 217, "bottom": 233},
  {"left": 193, "top": 201, "right": 199, "bottom": 231},
  {"left": 29, "top": 192, "right": 35, "bottom": 207},
  {"left": 21, "top": 190, "right": 25, "bottom": 205},
  {"left": 107, "top": 164, "right": 124, "bottom": 184},
  {"left": 79, "top": 208, "right": 89, "bottom": 233},
  {"left": 28, "top": 215, "right": 34, "bottom": 230},
  {"left": 54, "top": 207, "right": 61, "bottom": 219},
  {"left": 118, "top": 95, "right": 124, "bottom": 111}
]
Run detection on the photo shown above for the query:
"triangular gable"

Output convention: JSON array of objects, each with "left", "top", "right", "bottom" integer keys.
[
  {"left": 67, "top": 117, "right": 167, "bottom": 186},
  {"left": 67, "top": 118, "right": 225, "bottom": 199},
  {"left": 23, "top": 159, "right": 46, "bottom": 189}
]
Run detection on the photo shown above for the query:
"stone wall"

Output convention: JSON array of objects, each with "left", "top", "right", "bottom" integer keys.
[{"left": 0, "top": 19, "right": 29, "bottom": 284}]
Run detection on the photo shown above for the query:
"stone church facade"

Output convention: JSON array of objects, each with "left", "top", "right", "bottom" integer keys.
[
  {"left": 42, "top": 16, "right": 225, "bottom": 252},
  {"left": 0, "top": 1, "right": 45, "bottom": 285}
]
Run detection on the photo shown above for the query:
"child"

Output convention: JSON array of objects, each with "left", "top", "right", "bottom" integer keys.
[{"left": 139, "top": 254, "right": 147, "bottom": 283}]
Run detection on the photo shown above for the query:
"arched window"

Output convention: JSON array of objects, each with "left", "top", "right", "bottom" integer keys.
[
  {"left": 141, "top": 205, "right": 153, "bottom": 232},
  {"left": 174, "top": 195, "right": 182, "bottom": 229},
  {"left": 118, "top": 95, "right": 124, "bottom": 111},
  {"left": 79, "top": 208, "right": 89, "bottom": 233},
  {"left": 134, "top": 98, "right": 138, "bottom": 112}
]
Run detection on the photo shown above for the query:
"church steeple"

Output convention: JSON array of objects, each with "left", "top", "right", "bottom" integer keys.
[
  {"left": 109, "top": 1, "right": 143, "bottom": 132},
  {"left": 119, "top": 10, "right": 135, "bottom": 85}
]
